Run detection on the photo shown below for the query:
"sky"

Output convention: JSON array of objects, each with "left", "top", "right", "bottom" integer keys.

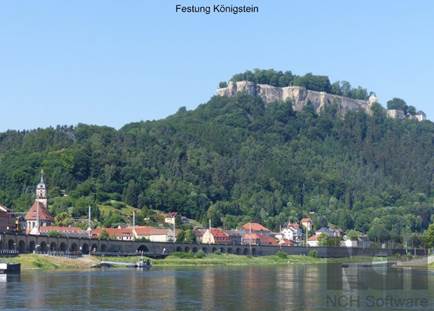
[{"left": 1, "top": 0, "right": 433, "bottom": 131}]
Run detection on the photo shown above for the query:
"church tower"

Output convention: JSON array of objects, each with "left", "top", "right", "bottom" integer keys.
[
  {"left": 36, "top": 170, "right": 47, "bottom": 208},
  {"left": 25, "top": 170, "right": 53, "bottom": 234}
]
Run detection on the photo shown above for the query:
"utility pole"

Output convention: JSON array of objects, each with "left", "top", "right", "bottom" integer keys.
[
  {"left": 173, "top": 215, "right": 176, "bottom": 243},
  {"left": 87, "top": 206, "right": 92, "bottom": 238},
  {"left": 132, "top": 210, "right": 136, "bottom": 240}
]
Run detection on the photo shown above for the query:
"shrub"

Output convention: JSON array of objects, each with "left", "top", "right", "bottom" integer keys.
[
  {"left": 170, "top": 251, "right": 194, "bottom": 259},
  {"left": 275, "top": 251, "right": 288, "bottom": 259},
  {"left": 308, "top": 250, "right": 318, "bottom": 258},
  {"left": 195, "top": 250, "right": 206, "bottom": 259}
]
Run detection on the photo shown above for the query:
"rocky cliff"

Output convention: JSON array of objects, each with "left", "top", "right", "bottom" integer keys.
[{"left": 217, "top": 81, "right": 426, "bottom": 121}]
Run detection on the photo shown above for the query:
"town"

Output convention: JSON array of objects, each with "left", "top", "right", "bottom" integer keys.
[{"left": 0, "top": 171, "right": 372, "bottom": 253}]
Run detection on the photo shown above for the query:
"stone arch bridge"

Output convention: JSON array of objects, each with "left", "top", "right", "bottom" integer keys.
[{"left": 0, "top": 232, "right": 420, "bottom": 258}]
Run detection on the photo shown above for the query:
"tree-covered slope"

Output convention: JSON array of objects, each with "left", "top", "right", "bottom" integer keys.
[{"left": 0, "top": 93, "right": 433, "bottom": 242}]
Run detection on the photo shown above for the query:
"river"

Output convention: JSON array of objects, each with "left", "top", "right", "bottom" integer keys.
[{"left": 0, "top": 264, "right": 433, "bottom": 310}]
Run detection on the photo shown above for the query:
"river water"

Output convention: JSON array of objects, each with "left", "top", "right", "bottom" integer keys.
[{"left": 0, "top": 264, "right": 433, "bottom": 310}]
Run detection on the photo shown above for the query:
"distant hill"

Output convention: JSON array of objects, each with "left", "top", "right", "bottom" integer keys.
[{"left": 0, "top": 71, "right": 433, "bottom": 244}]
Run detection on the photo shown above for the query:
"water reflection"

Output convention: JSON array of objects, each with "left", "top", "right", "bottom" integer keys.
[{"left": 0, "top": 265, "right": 432, "bottom": 310}]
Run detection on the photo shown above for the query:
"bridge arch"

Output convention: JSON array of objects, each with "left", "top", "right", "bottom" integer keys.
[
  {"left": 18, "top": 240, "right": 26, "bottom": 253},
  {"left": 29, "top": 241, "right": 36, "bottom": 252},
  {"left": 184, "top": 246, "right": 190, "bottom": 252},
  {"left": 192, "top": 247, "right": 198, "bottom": 253},
  {"left": 219, "top": 247, "right": 225, "bottom": 253},
  {"left": 59, "top": 242, "right": 67, "bottom": 252},
  {"left": 236, "top": 248, "right": 241, "bottom": 255},
  {"left": 227, "top": 248, "right": 232, "bottom": 254},
  {"left": 202, "top": 247, "right": 208, "bottom": 253},
  {"left": 81, "top": 243, "right": 89, "bottom": 255},
  {"left": 176, "top": 246, "right": 182, "bottom": 252},
  {"left": 137, "top": 245, "right": 149, "bottom": 253},
  {"left": 252, "top": 248, "right": 256, "bottom": 256},
  {"left": 243, "top": 248, "right": 249, "bottom": 255},
  {"left": 100, "top": 244, "right": 107, "bottom": 252},
  {"left": 70, "top": 243, "right": 78, "bottom": 252},
  {"left": 40, "top": 241, "right": 48, "bottom": 252},
  {"left": 50, "top": 242, "right": 57, "bottom": 251},
  {"left": 212, "top": 247, "right": 217, "bottom": 253},
  {"left": 8, "top": 239, "right": 15, "bottom": 250}
]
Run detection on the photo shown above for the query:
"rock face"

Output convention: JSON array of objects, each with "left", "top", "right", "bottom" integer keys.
[
  {"left": 217, "top": 81, "right": 376, "bottom": 115},
  {"left": 217, "top": 81, "right": 426, "bottom": 121}
]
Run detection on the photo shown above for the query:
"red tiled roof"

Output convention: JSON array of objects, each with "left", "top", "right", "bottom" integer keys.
[
  {"left": 243, "top": 233, "right": 277, "bottom": 245},
  {"left": 241, "top": 223, "right": 270, "bottom": 232},
  {"left": 25, "top": 202, "right": 54, "bottom": 222},
  {"left": 133, "top": 226, "right": 169, "bottom": 236},
  {"left": 92, "top": 227, "right": 133, "bottom": 238},
  {"left": 39, "top": 226, "right": 84, "bottom": 234},
  {"left": 209, "top": 228, "right": 230, "bottom": 240}
]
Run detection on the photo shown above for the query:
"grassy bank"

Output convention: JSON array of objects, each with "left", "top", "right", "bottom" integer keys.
[
  {"left": 0, "top": 254, "right": 98, "bottom": 271},
  {"left": 97, "top": 252, "right": 388, "bottom": 267},
  {"left": 1, "top": 252, "right": 396, "bottom": 271}
]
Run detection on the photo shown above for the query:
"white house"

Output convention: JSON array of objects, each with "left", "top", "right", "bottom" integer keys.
[
  {"left": 164, "top": 212, "right": 177, "bottom": 225},
  {"left": 280, "top": 223, "right": 303, "bottom": 243},
  {"left": 133, "top": 226, "right": 176, "bottom": 242}
]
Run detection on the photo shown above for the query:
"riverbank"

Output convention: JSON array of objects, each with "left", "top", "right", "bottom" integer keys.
[
  {"left": 1, "top": 254, "right": 99, "bottom": 271},
  {"left": 0, "top": 253, "right": 401, "bottom": 271}
]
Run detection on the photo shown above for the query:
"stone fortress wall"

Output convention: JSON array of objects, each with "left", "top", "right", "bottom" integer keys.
[{"left": 217, "top": 81, "right": 426, "bottom": 121}]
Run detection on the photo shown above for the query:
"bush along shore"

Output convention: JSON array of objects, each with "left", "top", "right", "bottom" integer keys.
[{"left": 0, "top": 251, "right": 405, "bottom": 271}]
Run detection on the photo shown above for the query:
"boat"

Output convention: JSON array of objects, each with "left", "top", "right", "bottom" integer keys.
[{"left": 0, "top": 263, "right": 21, "bottom": 274}]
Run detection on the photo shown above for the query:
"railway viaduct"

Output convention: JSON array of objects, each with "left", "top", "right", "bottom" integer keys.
[{"left": 0, "top": 232, "right": 425, "bottom": 257}]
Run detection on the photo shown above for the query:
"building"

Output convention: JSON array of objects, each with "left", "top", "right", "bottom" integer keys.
[
  {"left": 225, "top": 230, "right": 242, "bottom": 245},
  {"left": 91, "top": 227, "right": 134, "bottom": 241},
  {"left": 241, "top": 222, "right": 271, "bottom": 233},
  {"left": 164, "top": 212, "right": 177, "bottom": 225},
  {"left": 315, "top": 227, "right": 341, "bottom": 238},
  {"left": 301, "top": 218, "right": 313, "bottom": 232},
  {"left": 25, "top": 172, "right": 54, "bottom": 235},
  {"left": 201, "top": 228, "right": 231, "bottom": 245},
  {"left": 280, "top": 222, "right": 303, "bottom": 243},
  {"left": 133, "top": 226, "right": 175, "bottom": 242},
  {"left": 0, "top": 205, "right": 15, "bottom": 232},
  {"left": 39, "top": 225, "right": 87, "bottom": 238},
  {"left": 193, "top": 228, "right": 207, "bottom": 242},
  {"left": 307, "top": 234, "right": 320, "bottom": 247},
  {"left": 242, "top": 233, "right": 278, "bottom": 246}
]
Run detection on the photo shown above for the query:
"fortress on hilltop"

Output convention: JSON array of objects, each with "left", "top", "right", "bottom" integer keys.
[{"left": 217, "top": 80, "right": 426, "bottom": 122}]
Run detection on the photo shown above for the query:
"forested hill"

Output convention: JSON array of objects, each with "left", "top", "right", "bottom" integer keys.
[{"left": 0, "top": 92, "right": 433, "bottom": 241}]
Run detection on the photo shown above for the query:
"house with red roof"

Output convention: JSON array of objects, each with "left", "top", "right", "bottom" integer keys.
[
  {"left": 90, "top": 225, "right": 175, "bottom": 242},
  {"left": 201, "top": 228, "right": 231, "bottom": 244},
  {"left": 132, "top": 226, "right": 175, "bottom": 242},
  {"left": 39, "top": 225, "right": 87, "bottom": 238},
  {"left": 91, "top": 227, "right": 134, "bottom": 240},
  {"left": 25, "top": 172, "right": 54, "bottom": 234},
  {"left": 307, "top": 234, "right": 320, "bottom": 247},
  {"left": 278, "top": 222, "right": 303, "bottom": 244},
  {"left": 241, "top": 222, "right": 271, "bottom": 233},
  {"left": 242, "top": 233, "right": 278, "bottom": 246}
]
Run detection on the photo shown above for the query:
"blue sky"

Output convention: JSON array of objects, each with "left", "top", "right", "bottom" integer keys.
[{"left": 1, "top": 1, "right": 433, "bottom": 131}]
